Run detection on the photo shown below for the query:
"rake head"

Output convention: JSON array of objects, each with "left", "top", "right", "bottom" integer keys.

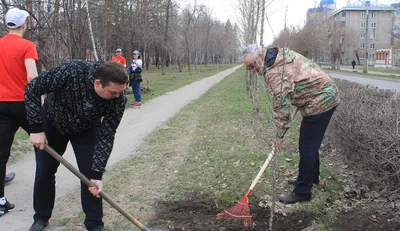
[{"left": 217, "top": 191, "right": 252, "bottom": 226}]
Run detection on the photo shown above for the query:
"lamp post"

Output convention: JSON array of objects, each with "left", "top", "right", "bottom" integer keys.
[{"left": 361, "top": 0, "right": 370, "bottom": 73}]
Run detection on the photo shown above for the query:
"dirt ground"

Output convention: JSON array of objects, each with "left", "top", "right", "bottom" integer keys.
[
  {"left": 148, "top": 192, "right": 400, "bottom": 231},
  {"left": 331, "top": 208, "right": 400, "bottom": 231},
  {"left": 149, "top": 193, "right": 314, "bottom": 231}
]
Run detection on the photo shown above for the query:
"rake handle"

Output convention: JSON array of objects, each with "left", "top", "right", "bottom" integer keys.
[
  {"left": 249, "top": 147, "right": 275, "bottom": 190},
  {"left": 44, "top": 145, "right": 150, "bottom": 231},
  {"left": 248, "top": 108, "right": 298, "bottom": 190}
]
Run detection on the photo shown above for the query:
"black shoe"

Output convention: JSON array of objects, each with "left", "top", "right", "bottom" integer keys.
[
  {"left": 4, "top": 172, "right": 16, "bottom": 184},
  {"left": 287, "top": 178, "right": 320, "bottom": 186},
  {"left": 0, "top": 199, "right": 15, "bottom": 216},
  {"left": 29, "top": 220, "right": 49, "bottom": 231},
  {"left": 278, "top": 192, "right": 311, "bottom": 204}
]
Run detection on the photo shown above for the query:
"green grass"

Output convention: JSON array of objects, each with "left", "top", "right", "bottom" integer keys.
[
  {"left": 9, "top": 128, "right": 32, "bottom": 162},
  {"left": 369, "top": 67, "right": 400, "bottom": 74},
  {"left": 126, "top": 64, "right": 237, "bottom": 104}
]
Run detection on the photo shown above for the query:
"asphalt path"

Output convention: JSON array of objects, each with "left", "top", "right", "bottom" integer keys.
[{"left": 328, "top": 71, "right": 400, "bottom": 92}]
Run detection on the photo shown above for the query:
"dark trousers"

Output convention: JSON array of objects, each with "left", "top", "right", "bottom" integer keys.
[
  {"left": 0, "top": 102, "right": 30, "bottom": 198},
  {"left": 294, "top": 106, "right": 336, "bottom": 196},
  {"left": 33, "top": 105, "right": 103, "bottom": 230}
]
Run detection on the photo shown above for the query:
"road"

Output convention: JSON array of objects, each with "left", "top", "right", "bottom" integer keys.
[{"left": 328, "top": 71, "right": 400, "bottom": 91}]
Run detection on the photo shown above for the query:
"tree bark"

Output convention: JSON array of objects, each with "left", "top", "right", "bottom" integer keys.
[{"left": 85, "top": 0, "right": 98, "bottom": 61}]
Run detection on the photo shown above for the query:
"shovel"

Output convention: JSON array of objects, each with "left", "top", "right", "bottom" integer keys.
[{"left": 44, "top": 144, "right": 166, "bottom": 231}]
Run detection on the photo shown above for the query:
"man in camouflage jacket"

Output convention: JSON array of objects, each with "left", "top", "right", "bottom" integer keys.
[{"left": 242, "top": 44, "right": 340, "bottom": 204}]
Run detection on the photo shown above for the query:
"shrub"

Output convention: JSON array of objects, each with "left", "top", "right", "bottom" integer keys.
[{"left": 326, "top": 79, "right": 400, "bottom": 196}]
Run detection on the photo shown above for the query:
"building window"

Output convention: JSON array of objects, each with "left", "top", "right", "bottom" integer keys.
[
  {"left": 361, "top": 43, "right": 365, "bottom": 48},
  {"left": 341, "top": 12, "right": 346, "bottom": 17},
  {"left": 360, "top": 33, "right": 366, "bottom": 38},
  {"left": 371, "top": 22, "right": 376, "bottom": 28},
  {"left": 361, "top": 22, "right": 366, "bottom": 28},
  {"left": 370, "top": 12, "right": 376, "bottom": 18},
  {"left": 369, "top": 54, "right": 375, "bottom": 59},
  {"left": 370, "top": 44, "right": 375, "bottom": 49},
  {"left": 370, "top": 33, "right": 376, "bottom": 39},
  {"left": 361, "top": 12, "right": 365, "bottom": 18}
]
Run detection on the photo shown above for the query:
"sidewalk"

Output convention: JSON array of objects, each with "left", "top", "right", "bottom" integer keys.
[{"left": 320, "top": 65, "right": 400, "bottom": 77}]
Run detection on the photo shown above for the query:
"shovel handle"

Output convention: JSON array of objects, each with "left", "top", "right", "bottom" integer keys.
[{"left": 44, "top": 145, "right": 149, "bottom": 231}]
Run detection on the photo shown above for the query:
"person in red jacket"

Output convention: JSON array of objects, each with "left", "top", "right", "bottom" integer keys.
[
  {"left": 0, "top": 7, "right": 39, "bottom": 216},
  {"left": 111, "top": 48, "right": 127, "bottom": 67}
]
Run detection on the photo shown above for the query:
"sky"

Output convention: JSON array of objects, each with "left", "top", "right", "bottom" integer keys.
[{"left": 193, "top": 0, "right": 396, "bottom": 45}]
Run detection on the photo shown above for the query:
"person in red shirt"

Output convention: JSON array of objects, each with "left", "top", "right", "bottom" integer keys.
[
  {"left": 0, "top": 7, "right": 38, "bottom": 217},
  {"left": 111, "top": 48, "right": 126, "bottom": 67}
]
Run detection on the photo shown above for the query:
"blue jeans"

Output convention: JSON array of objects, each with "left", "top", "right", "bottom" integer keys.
[
  {"left": 294, "top": 106, "right": 337, "bottom": 196},
  {"left": 33, "top": 103, "right": 103, "bottom": 231},
  {"left": 131, "top": 82, "right": 142, "bottom": 102}
]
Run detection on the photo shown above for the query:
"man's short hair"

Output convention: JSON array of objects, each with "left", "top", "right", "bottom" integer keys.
[
  {"left": 241, "top": 44, "right": 263, "bottom": 60},
  {"left": 94, "top": 61, "right": 129, "bottom": 86}
]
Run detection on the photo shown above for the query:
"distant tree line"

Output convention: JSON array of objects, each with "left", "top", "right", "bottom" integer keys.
[{"left": 0, "top": 0, "right": 241, "bottom": 74}]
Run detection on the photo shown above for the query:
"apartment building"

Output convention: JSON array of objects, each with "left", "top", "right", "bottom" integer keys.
[{"left": 307, "top": 1, "right": 395, "bottom": 66}]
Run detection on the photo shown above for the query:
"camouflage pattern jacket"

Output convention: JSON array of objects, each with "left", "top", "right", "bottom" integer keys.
[{"left": 261, "top": 47, "right": 340, "bottom": 137}]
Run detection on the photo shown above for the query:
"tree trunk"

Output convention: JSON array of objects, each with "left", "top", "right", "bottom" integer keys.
[
  {"left": 85, "top": 0, "right": 98, "bottom": 61},
  {"left": 103, "top": 0, "right": 109, "bottom": 61},
  {"left": 161, "top": 0, "right": 171, "bottom": 75},
  {"left": 155, "top": 48, "right": 160, "bottom": 68},
  {"left": 54, "top": 0, "right": 60, "bottom": 65},
  {"left": 177, "top": 56, "right": 182, "bottom": 72},
  {"left": 260, "top": 0, "right": 265, "bottom": 46}
]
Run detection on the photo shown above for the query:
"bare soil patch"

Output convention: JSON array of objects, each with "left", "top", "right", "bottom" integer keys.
[
  {"left": 149, "top": 192, "right": 314, "bottom": 231},
  {"left": 330, "top": 207, "right": 400, "bottom": 231}
]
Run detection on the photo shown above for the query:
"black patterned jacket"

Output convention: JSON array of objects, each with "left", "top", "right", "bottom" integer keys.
[{"left": 25, "top": 60, "right": 127, "bottom": 179}]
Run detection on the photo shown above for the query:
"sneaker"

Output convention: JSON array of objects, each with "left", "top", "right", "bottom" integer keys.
[
  {"left": 0, "top": 199, "right": 15, "bottom": 216},
  {"left": 132, "top": 102, "right": 141, "bottom": 106},
  {"left": 278, "top": 192, "right": 311, "bottom": 204},
  {"left": 29, "top": 220, "right": 49, "bottom": 231},
  {"left": 130, "top": 101, "right": 138, "bottom": 105},
  {"left": 5, "top": 172, "right": 16, "bottom": 184}
]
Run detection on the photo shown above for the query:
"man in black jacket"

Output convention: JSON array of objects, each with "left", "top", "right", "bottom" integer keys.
[{"left": 25, "top": 61, "right": 128, "bottom": 231}]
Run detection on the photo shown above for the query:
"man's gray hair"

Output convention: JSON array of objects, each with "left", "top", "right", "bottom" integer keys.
[{"left": 241, "top": 44, "right": 263, "bottom": 60}]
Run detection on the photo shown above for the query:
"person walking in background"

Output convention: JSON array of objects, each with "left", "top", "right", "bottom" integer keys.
[
  {"left": 241, "top": 44, "right": 340, "bottom": 204},
  {"left": 112, "top": 48, "right": 126, "bottom": 67},
  {"left": 351, "top": 59, "right": 356, "bottom": 70},
  {"left": 25, "top": 60, "right": 128, "bottom": 231},
  {"left": 0, "top": 7, "right": 39, "bottom": 216},
  {"left": 127, "top": 50, "right": 143, "bottom": 106}
]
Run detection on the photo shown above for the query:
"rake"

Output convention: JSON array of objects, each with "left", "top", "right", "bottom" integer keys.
[
  {"left": 44, "top": 144, "right": 166, "bottom": 231},
  {"left": 218, "top": 108, "right": 298, "bottom": 226},
  {"left": 218, "top": 145, "right": 276, "bottom": 226}
]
